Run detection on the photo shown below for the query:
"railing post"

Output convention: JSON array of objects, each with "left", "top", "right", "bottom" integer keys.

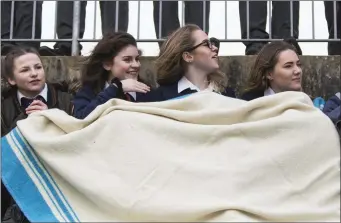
[
  {"left": 93, "top": 1, "right": 97, "bottom": 39},
  {"left": 158, "top": 0, "right": 162, "bottom": 39},
  {"left": 10, "top": 1, "right": 15, "bottom": 40},
  {"left": 137, "top": 1, "right": 141, "bottom": 39},
  {"left": 333, "top": 0, "right": 337, "bottom": 39},
  {"left": 32, "top": 1, "right": 37, "bottom": 39},
  {"left": 203, "top": 0, "right": 206, "bottom": 33},
  {"left": 54, "top": 1, "right": 58, "bottom": 39},
  {"left": 268, "top": 0, "right": 272, "bottom": 39},
  {"left": 115, "top": 1, "right": 119, "bottom": 32},
  {"left": 311, "top": 0, "right": 315, "bottom": 39},
  {"left": 290, "top": 0, "right": 294, "bottom": 37},
  {"left": 246, "top": 0, "right": 250, "bottom": 40},
  {"left": 72, "top": 0, "right": 81, "bottom": 56}
]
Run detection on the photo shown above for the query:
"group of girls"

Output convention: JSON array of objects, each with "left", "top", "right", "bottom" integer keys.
[
  {"left": 71, "top": 24, "right": 304, "bottom": 119},
  {"left": 1, "top": 24, "right": 319, "bottom": 222}
]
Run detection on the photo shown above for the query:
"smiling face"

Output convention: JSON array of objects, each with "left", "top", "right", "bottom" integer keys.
[
  {"left": 104, "top": 45, "right": 141, "bottom": 81},
  {"left": 7, "top": 53, "right": 46, "bottom": 97},
  {"left": 267, "top": 49, "right": 302, "bottom": 92},
  {"left": 187, "top": 30, "right": 220, "bottom": 74}
]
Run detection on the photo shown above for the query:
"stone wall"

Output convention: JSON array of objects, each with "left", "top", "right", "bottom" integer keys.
[{"left": 1, "top": 56, "right": 340, "bottom": 99}]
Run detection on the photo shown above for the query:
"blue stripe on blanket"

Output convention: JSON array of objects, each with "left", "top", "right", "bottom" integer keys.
[
  {"left": 1, "top": 94, "right": 193, "bottom": 222},
  {"left": 2, "top": 134, "right": 58, "bottom": 222},
  {"left": 1, "top": 128, "right": 79, "bottom": 222}
]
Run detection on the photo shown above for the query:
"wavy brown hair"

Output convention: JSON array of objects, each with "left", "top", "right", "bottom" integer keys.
[
  {"left": 243, "top": 41, "right": 299, "bottom": 93},
  {"left": 81, "top": 31, "right": 139, "bottom": 95},
  {"left": 155, "top": 24, "right": 227, "bottom": 92}
]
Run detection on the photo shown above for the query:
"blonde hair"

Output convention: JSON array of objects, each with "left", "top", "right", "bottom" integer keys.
[{"left": 155, "top": 24, "right": 227, "bottom": 92}]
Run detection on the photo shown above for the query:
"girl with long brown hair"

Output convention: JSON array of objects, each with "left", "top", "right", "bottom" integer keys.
[
  {"left": 72, "top": 32, "right": 151, "bottom": 119},
  {"left": 241, "top": 41, "right": 302, "bottom": 101},
  {"left": 143, "top": 24, "right": 235, "bottom": 101}
]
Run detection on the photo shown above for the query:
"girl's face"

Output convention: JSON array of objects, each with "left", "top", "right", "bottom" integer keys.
[
  {"left": 268, "top": 49, "right": 302, "bottom": 92},
  {"left": 104, "top": 45, "right": 141, "bottom": 81},
  {"left": 188, "top": 29, "right": 220, "bottom": 74},
  {"left": 7, "top": 53, "right": 46, "bottom": 97}
]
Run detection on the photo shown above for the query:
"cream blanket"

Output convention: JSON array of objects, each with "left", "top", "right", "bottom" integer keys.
[{"left": 2, "top": 91, "right": 340, "bottom": 222}]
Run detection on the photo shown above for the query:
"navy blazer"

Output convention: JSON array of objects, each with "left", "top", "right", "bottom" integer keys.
[
  {"left": 240, "top": 90, "right": 264, "bottom": 101},
  {"left": 73, "top": 83, "right": 236, "bottom": 119},
  {"left": 73, "top": 84, "right": 155, "bottom": 119},
  {"left": 139, "top": 82, "right": 236, "bottom": 102}
]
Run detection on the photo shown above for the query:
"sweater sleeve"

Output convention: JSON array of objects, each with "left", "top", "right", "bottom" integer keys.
[
  {"left": 72, "top": 84, "right": 121, "bottom": 119},
  {"left": 1, "top": 112, "right": 27, "bottom": 137}
]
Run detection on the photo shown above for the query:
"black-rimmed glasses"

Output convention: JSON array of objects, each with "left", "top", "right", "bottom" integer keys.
[{"left": 187, "top": 37, "right": 220, "bottom": 52}]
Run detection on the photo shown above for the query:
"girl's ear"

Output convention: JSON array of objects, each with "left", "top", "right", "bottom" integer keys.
[
  {"left": 102, "top": 61, "right": 112, "bottom": 71},
  {"left": 266, "top": 71, "right": 274, "bottom": 81},
  {"left": 182, "top": 52, "right": 194, "bottom": 63},
  {"left": 7, "top": 77, "right": 16, "bottom": 86}
]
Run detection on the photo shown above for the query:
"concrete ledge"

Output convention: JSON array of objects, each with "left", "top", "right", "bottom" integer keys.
[{"left": 1, "top": 56, "right": 340, "bottom": 98}]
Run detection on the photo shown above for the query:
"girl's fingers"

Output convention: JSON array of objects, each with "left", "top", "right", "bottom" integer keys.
[
  {"left": 26, "top": 109, "right": 41, "bottom": 115},
  {"left": 26, "top": 105, "right": 44, "bottom": 111},
  {"left": 137, "top": 83, "right": 150, "bottom": 91},
  {"left": 134, "top": 88, "right": 148, "bottom": 93}
]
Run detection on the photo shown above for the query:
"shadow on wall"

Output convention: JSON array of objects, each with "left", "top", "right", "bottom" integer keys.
[{"left": 1, "top": 56, "right": 340, "bottom": 98}]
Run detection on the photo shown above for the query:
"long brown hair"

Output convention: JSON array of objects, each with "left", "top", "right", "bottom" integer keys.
[
  {"left": 155, "top": 24, "right": 227, "bottom": 92},
  {"left": 81, "top": 31, "right": 138, "bottom": 95},
  {"left": 243, "top": 41, "right": 299, "bottom": 93}
]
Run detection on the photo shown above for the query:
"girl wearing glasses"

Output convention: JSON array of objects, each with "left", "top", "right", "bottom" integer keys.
[{"left": 139, "top": 24, "right": 236, "bottom": 102}]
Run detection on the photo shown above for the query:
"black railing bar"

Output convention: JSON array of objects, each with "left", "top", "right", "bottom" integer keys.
[{"left": 2, "top": 38, "right": 340, "bottom": 43}]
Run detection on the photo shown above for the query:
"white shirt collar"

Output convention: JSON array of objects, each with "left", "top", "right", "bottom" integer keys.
[
  {"left": 336, "top": 92, "right": 340, "bottom": 99},
  {"left": 127, "top": 92, "right": 136, "bottom": 100},
  {"left": 264, "top": 87, "right": 276, "bottom": 96},
  {"left": 177, "top": 76, "right": 214, "bottom": 93},
  {"left": 105, "top": 82, "right": 136, "bottom": 101},
  {"left": 105, "top": 82, "right": 110, "bottom": 89},
  {"left": 17, "top": 83, "right": 48, "bottom": 105}
]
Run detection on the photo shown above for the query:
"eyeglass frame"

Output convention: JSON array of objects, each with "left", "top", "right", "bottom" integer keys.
[{"left": 186, "top": 37, "right": 220, "bottom": 53}]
